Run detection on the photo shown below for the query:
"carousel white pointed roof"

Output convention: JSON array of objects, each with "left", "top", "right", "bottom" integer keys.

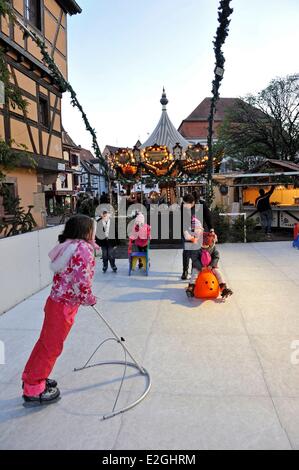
[{"left": 140, "top": 89, "right": 190, "bottom": 152}]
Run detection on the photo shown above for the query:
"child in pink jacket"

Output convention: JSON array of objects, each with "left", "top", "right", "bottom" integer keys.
[
  {"left": 22, "top": 215, "right": 98, "bottom": 406},
  {"left": 129, "top": 213, "right": 151, "bottom": 269}
]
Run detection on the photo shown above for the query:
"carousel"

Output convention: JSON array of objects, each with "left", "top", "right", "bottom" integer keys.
[{"left": 108, "top": 90, "right": 218, "bottom": 204}]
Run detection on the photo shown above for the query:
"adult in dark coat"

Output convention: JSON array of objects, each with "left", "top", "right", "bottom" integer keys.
[
  {"left": 100, "top": 192, "right": 109, "bottom": 204},
  {"left": 255, "top": 185, "right": 275, "bottom": 236},
  {"left": 180, "top": 193, "right": 214, "bottom": 280},
  {"left": 95, "top": 211, "right": 118, "bottom": 272}
]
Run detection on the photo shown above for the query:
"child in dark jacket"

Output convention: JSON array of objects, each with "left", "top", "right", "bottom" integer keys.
[{"left": 96, "top": 210, "right": 118, "bottom": 273}]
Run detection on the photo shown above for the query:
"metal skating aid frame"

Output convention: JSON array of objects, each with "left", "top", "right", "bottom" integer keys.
[{"left": 74, "top": 306, "right": 151, "bottom": 420}]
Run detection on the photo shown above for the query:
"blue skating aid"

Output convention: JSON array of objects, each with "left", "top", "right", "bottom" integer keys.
[{"left": 293, "top": 235, "right": 299, "bottom": 249}]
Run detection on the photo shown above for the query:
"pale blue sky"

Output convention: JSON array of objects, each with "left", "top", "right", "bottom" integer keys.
[{"left": 62, "top": 0, "right": 299, "bottom": 151}]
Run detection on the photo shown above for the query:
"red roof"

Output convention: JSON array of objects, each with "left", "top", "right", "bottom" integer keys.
[
  {"left": 178, "top": 97, "right": 266, "bottom": 140},
  {"left": 183, "top": 97, "right": 241, "bottom": 122}
]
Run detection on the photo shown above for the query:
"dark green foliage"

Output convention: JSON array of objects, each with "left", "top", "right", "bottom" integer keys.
[
  {"left": 0, "top": 49, "right": 28, "bottom": 111},
  {"left": 0, "top": 4, "right": 29, "bottom": 181},
  {"left": 26, "top": 31, "right": 109, "bottom": 179},
  {"left": 207, "top": 0, "right": 233, "bottom": 183},
  {"left": 0, "top": 0, "right": 14, "bottom": 21},
  {"left": 0, "top": 43, "right": 28, "bottom": 111},
  {"left": 77, "top": 197, "right": 98, "bottom": 218},
  {"left": 0, "top": 203, "right": 37, "bottom": 236},
  {"left": 0, "top": 183, "right": 19, "bottom": 214},
  {"left": 0, "top": 140, "right": 30, "bottom": 182},
  {"left": 218, "top": 75, "right": 299, "bottom": 165},
  {"left": 1, "top": 2, "right": 108, "bottom": 180},
  {"left": 211, "top": 206, "right": 262, "bottom": 243},
  {"left": 50, "top": 204, "right": 67, "bottom": 216},
  {"left": 230, "top": 216, "right": 263, "bottom": 243},
  {"left": 0, "top": 2, "right": 28, "bottom": 112},
  {"left": 211, "top": 206, "right": 230, "bottom": 243}
]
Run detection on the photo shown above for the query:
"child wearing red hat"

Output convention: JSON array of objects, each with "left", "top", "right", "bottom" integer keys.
[{"left": 186, "top": 219, "right": 233, "bottom": 299}]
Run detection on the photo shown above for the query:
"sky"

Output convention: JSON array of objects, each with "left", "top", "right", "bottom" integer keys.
[{"left": 61, "top": 0, "right": 299, "bottom": 152}]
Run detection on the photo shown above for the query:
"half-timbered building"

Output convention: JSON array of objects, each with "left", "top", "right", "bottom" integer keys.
[{"left": 0, "top": 0, "right": 81, "bottom": 226}]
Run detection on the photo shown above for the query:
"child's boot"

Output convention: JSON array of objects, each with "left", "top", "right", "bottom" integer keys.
[
  {"left": 22, "top": 378, "right": 57, "bottom": 390},
  {"left": 186, "top": 283, "right": 195, "bottom": 298},
  {"left": 219, "top": 283, "right": 233, "bottom": 299},
  {"left": 23, "top": 384, "right": 61, "bottom": 407}
]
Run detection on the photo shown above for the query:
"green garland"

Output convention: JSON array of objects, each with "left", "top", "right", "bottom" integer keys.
[
  {"left": 25, "top": 31, "right": 109, "bottom": 179},
  {"left": 115, "top": 158, "right": 210, "bottom": 185},
  {"left": 207, "top": 0, "right": 233, "bottom": 200},
  {"left": 116, "top": 173, "right": 210, "bottom": 186},
  {"left": 0, "top": 49, "right": 28, "bottom": 111},
  {"left": 2, "top": 1, "right": 230, "bottom": 194},
  {"left": 0, "top": 139, "right": 30, "bottom": 182},
  {"left": 0, "top": 0, "right": 14, "bottom": 22},
  {"left": 0, "top": 1, "right": 27, "bottom": 112},
  {"left": 0, "top": 3, "right": 29, "bottom": 182},
  {"left": 0, "top": 0, "right": 110, "bottom": 180}
]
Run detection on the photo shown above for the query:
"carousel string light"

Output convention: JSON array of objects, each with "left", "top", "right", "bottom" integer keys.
[{"left": 108, "top": 140, "right": 216, "bottom": 188}]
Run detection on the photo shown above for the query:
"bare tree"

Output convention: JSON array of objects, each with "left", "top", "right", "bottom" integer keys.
[{"left": 218, "top": 75, "right": 299, "bottom": 167}]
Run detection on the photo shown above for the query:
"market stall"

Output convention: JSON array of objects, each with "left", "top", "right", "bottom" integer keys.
[{"left": 232, "top": 160, "right": 299, "bottom": 229}]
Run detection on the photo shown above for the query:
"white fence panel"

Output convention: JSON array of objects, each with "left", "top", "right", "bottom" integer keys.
[
  {"left": 38, "top": 226, "right": 62, "bottom": 287},
  {"left": 0, "top": 225, "right": 63, "bottom": 314}
]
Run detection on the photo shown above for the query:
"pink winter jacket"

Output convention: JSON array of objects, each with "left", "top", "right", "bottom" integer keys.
[
  {"left": 129, "top": 224, "right": 151, "bottom": 248},
  {"left": 49, "top": 239, "right": 96, "bottom": 307}
]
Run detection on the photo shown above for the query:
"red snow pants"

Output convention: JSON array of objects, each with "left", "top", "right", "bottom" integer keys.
[{"left": 22, "top": 296, "right": 79, "bottom": 397}]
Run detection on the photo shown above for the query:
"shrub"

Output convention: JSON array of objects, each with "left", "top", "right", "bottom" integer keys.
[
  {"left": 211, "top": 206, "right": 230, "bottom": 243},
  {"left": 230, "top": 216, "right": 262, "bottom": 242}
]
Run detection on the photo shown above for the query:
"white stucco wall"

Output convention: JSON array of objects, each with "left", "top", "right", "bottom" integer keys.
[{"left": 0, "top": 225, "right": 64, "bottom": 314}]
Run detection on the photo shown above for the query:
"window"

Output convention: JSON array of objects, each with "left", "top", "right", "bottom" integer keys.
[
  {"left": 71, "top": 154, "right": 79, "bottom": 166},
  {"left": 39, "top": 96, "right": 49, "bottom": 127},
  {"left": 1, "top": 183, "right": 17, "bottom": 215},
  {"left": 61, "top": 174, "right": 68, "bottom": 189},
  {"left": 25, "top": 0, "right": 42, "bottom": 31},
  {"left": 73, "top": 174, "right": 79, "bottom": 187}
]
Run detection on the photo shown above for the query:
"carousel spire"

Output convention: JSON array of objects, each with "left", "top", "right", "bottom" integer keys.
[
  {"left": 160, "top": 87, "right": 168, "bottom": 110},
  {"left": 141, "top": 89, "right": 189, "bottom": 151}
]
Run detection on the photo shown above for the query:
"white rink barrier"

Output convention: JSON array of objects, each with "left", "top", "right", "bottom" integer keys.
[{"left": 0, "top": 225, "right": 64, "bottom": 314}]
